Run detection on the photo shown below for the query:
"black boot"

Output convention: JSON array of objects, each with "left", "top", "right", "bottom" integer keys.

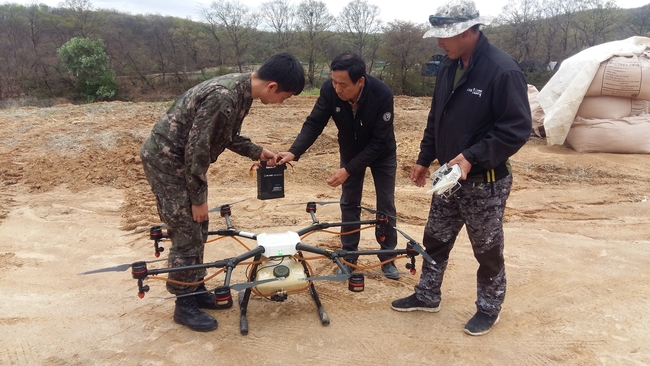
[
  {"left": 173, "top": 296, "right": 218, "bottom": 332},
  {"left": 194, "top": 283, "right": 219, "bottom": 310}
]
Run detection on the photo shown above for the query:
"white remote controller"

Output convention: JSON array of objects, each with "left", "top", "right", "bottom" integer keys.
[{"left": 427, "top": 164, "right": 462, "bottom": 197}]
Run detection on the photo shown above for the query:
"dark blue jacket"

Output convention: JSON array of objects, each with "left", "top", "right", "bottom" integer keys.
[
  {"left": 417, "top": 32, "right": 531, "bottom": 179},
  {"left": 288, "top": 74, "right": 396, "bottom": 175}
]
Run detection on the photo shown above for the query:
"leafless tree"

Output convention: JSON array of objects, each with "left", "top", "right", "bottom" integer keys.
[
  {"left": 379, "top": 21, "right": 430, "bottom": 94},
  {"left": 624, "top": 4, "right": 650, "bottom": 36},
  {"left": 573, "top": 0, "right": 623, "bottom": 48},
  {"left": 337, "top": 0, "right": 383, "bottom": 70},
  {"left": 61, "top": 0, "right": 100, "bottom": 38},
  {"left": 260, "top": 0, "right": 296, "bottom": 53},
  {"left": 295, "top": 0, "right": 334, "bottom": 86},
  {"left": 202, "top": 0, "right": 259, "bottom": 72},
  {"left": 496, "top": 0, "right": 542, "bottom": 63}
]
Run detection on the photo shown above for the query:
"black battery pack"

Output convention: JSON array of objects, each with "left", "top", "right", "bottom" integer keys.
[{"left": 256, "top": 161, "right": 286, "bottom": 200}]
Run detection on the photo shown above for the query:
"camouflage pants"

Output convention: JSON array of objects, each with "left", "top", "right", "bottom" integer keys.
[
  {"left": 414, "top": 175, "right": 512, "bottom": 316},
  {"left": 141, "top": 154, "right": 208, "bottom": 295}
]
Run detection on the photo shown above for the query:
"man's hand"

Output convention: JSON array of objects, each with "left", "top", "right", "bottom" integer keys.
[
  {"left": 260, "top": 148, "right": 277, "bottom": 166},
  {"left": 327, "top": 168, "right": 350, "bottom": 187},
  {"left": 410, "top": 164, "right": 429, "bottom": 187},
  {"left": 276, "top": 152, "right": 296, "bottom": 165},
  {"left": 192, "top": 203, "right": 209, "bottom": 222},
  {"left": 447, "top": 153, "right": 471, "bottom": 180}
]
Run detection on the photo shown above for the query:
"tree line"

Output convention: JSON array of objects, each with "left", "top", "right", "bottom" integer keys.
[{"left": 1, "top": 0, "right": 648, "bottom": 104}]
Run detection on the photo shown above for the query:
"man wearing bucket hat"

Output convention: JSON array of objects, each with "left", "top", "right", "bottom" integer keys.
[{"left": 390, "top": 0, "right": 531, "bottom": 336}]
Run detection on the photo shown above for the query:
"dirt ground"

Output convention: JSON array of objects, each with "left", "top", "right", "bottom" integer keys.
[{"left": 0, "top": 96, "right": 649, "bottom": 365}]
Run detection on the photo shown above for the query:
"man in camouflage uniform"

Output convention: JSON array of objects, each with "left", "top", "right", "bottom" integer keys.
[
  {"left": 140, "top": 52, "right": 305, "bottom": 332},
  {"left": 390, "top": 0, "right": 531, "bottom": 336}
]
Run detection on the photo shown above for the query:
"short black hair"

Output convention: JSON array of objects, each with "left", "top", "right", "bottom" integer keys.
[
  {"left": 257, "top": 52, "right": 305, "bottom": 95},
  {"left": 330, "top": 52, "right": 366, "bottom": 83}
]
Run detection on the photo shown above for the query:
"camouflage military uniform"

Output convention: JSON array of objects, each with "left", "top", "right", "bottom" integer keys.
[
  {"left": 415, "top": 175, "right": 512, "bottom": 316},
  {"left": 140, "top": 73, "right": 263, "bottom": 295}
]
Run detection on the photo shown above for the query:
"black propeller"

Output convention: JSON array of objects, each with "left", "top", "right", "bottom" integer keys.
[
  {"left": 358, "top": 205, "right": 406, "bottom": 222},
  {"left": 158, "top": 278, "right": 282, "bottom": 301},
  {"left": 208, "top": 198, "right": 249, "bottom": 213},
  {"left": 78, "top": 257, "right": 169, "bottom": 275},
  {"left": 394, "top": 227, "right": 436, "bottom": 265},
  {"left": 283, "top": 200, "right": 341, "bottom": 206},
  {"left": 129, "top": 223, "right": 168, "bottom": 235},
  {"left": 301, "top": 274, "right": 350, "bottom": 282}
]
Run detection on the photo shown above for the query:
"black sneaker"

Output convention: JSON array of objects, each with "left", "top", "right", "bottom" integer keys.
[
  {"left": 391, "top": 293, "right": 440, "bottom": 312},
  {"left": 464, "top": 311, "right": 500, "bottom": 336},
  {"left": 381, "top": 262, "right": 400, "bottom": 280}
]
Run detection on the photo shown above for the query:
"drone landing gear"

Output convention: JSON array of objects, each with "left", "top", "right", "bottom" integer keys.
[
  {"left": 236, "top": 256, "right": 330, "bottom": 335},
  {"left": 310, "top": 282, "right": 330, "bottom": 326}
]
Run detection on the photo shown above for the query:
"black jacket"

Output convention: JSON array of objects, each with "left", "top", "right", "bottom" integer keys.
[
  {"left": 417, "top": 32, "right": 531, "bottom": 179},
  {"left": 288, "top": 74, "right": 396, "bottom": 176}
]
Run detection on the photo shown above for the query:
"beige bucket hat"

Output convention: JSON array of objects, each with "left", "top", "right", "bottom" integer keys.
[{"left": 423, "top": 0, "right": 493, "bottom": 38}]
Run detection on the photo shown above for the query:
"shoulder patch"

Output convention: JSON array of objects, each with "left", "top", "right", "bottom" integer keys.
[{"left": 383, "top": 112, "right": 392, "bottom": 122}]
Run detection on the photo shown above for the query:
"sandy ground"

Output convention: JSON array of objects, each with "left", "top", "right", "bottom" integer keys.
[{"left": 1, "top": 96, "right": 649, "bottom": 365}]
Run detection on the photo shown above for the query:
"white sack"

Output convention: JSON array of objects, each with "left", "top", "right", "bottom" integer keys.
[
  {"left": 566, "top": 115, "right": 650, "bottom": 154},
  {"left": 538, "top": 36, "right": 650, "bottom": 146},
  {"left": 577, "top": 96, "right": 648, "bottom": 119},
  {"left": 527, "top": 84, "right": 546, "bottom": 137},
  {"left": 585, "top": 52, "right": 650, "bottom": 100}
]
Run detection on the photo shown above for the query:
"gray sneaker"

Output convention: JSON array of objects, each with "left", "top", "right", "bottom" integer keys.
[
  {"left": 381, "top": 262, "right": 400, "bottom": 280},
  {"left": 391, "top": 293, "right": 440, "bottom": 312},
  {"left": 464, "top": 311, "right": 500, "bottom": 336}
]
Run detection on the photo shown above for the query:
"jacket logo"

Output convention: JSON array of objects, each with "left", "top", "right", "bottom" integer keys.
[
  {"left": 383, "top": 112, "right": 391, "bottom": 121},
  {"left": 467, "top": 88, "right": 483, "bottom": 97},
  {"left": 336, "top": 107, "right": 341, "bottom": 113}
]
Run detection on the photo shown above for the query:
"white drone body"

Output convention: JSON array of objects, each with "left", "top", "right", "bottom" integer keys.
[
  {"left": 427, "top": 164, "right": 462, "bottom": 198},
  {"left": 254, "top": 232, "right": 308, "bottom": 296}
]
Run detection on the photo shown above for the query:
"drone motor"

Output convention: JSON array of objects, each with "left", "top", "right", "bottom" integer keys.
[
  {"left": 348, "top": 273, "right": 365, "bottom": 292},
  {"left": 214, "top": 286, "right": 234, "bottom": 309}
]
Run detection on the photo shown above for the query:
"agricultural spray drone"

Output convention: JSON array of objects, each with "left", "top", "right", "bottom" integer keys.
[{"left": 80, "top": 200, "right": 434, "bottom": 335}]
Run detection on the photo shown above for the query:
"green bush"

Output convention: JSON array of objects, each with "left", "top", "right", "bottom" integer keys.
[{"left": 58, "top": 37, "right": 118, "bottom": 102}]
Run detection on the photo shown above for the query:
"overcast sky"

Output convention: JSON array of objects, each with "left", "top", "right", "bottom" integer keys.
[{"left": 4, "top": 0, "right": 650, "bottom": 25}]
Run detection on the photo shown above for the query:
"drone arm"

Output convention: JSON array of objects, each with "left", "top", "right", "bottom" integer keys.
[
  {"left": 208, "top": 229, "right": 257, "bottom": 240},
  {"left": 295, "top": 242, "right": 331, "bottom": 257},
  {"left": 145, "top": 246, "right": 266, "bottom": 276},
  {"left": 295, "top": 219, "right": 379, "bottom": 236}
]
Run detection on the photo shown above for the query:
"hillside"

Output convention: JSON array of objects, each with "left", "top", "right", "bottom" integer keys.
[{"left": 0, "top": 96, "right": 649, "bottom": 364}]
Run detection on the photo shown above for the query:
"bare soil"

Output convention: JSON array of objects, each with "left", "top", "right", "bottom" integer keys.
[{"left": 0, "top": 96, "right": 649, "bottom": 365}]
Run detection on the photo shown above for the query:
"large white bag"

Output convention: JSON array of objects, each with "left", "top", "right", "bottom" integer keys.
[{"left": 566, "top": 115, "right": 650, "bottom": 153}]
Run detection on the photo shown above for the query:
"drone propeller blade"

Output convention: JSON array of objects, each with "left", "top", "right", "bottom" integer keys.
[
  {"left": 78, "top": 257, "right": 168, "bottom": 276},
  {"left": 208, "top": 198, "right": 249, "bottom": 212},
  {"left": 302, "top": 274, "right": 350, "bottom": 282},
  {"left": 281, "top": 200, "right": 341, "bottom": 206},
  {"left": 230, "top": 278, "right": 281, "bottom": 291},
  {"left": 158, "top": 278, "right": 283, "bottom": 302},
  {"left": 313, "top": 201, "right": 341, "bottom": 206},
  {"left": 358, "top": 205, "right": 406, "bottom": 222},
  {"left": 394, "top": 227, "right": 436, "bottom": 265},
  {"left": 394, "top": 226, "right": 416, "bottom": 242},
  {"left": 128, "top": 223, "right": 168, "bottom": 235},
  {"left": 78, "top": 263, "right": 132, "bottom": 275}
]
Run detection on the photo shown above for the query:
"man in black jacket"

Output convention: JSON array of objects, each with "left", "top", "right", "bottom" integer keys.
[
  {"left": 277, "top": 52, "right": 400, "bottom": 279},
  {"left": 390, "top": 0, "right": 531, "bottom": 336}
]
